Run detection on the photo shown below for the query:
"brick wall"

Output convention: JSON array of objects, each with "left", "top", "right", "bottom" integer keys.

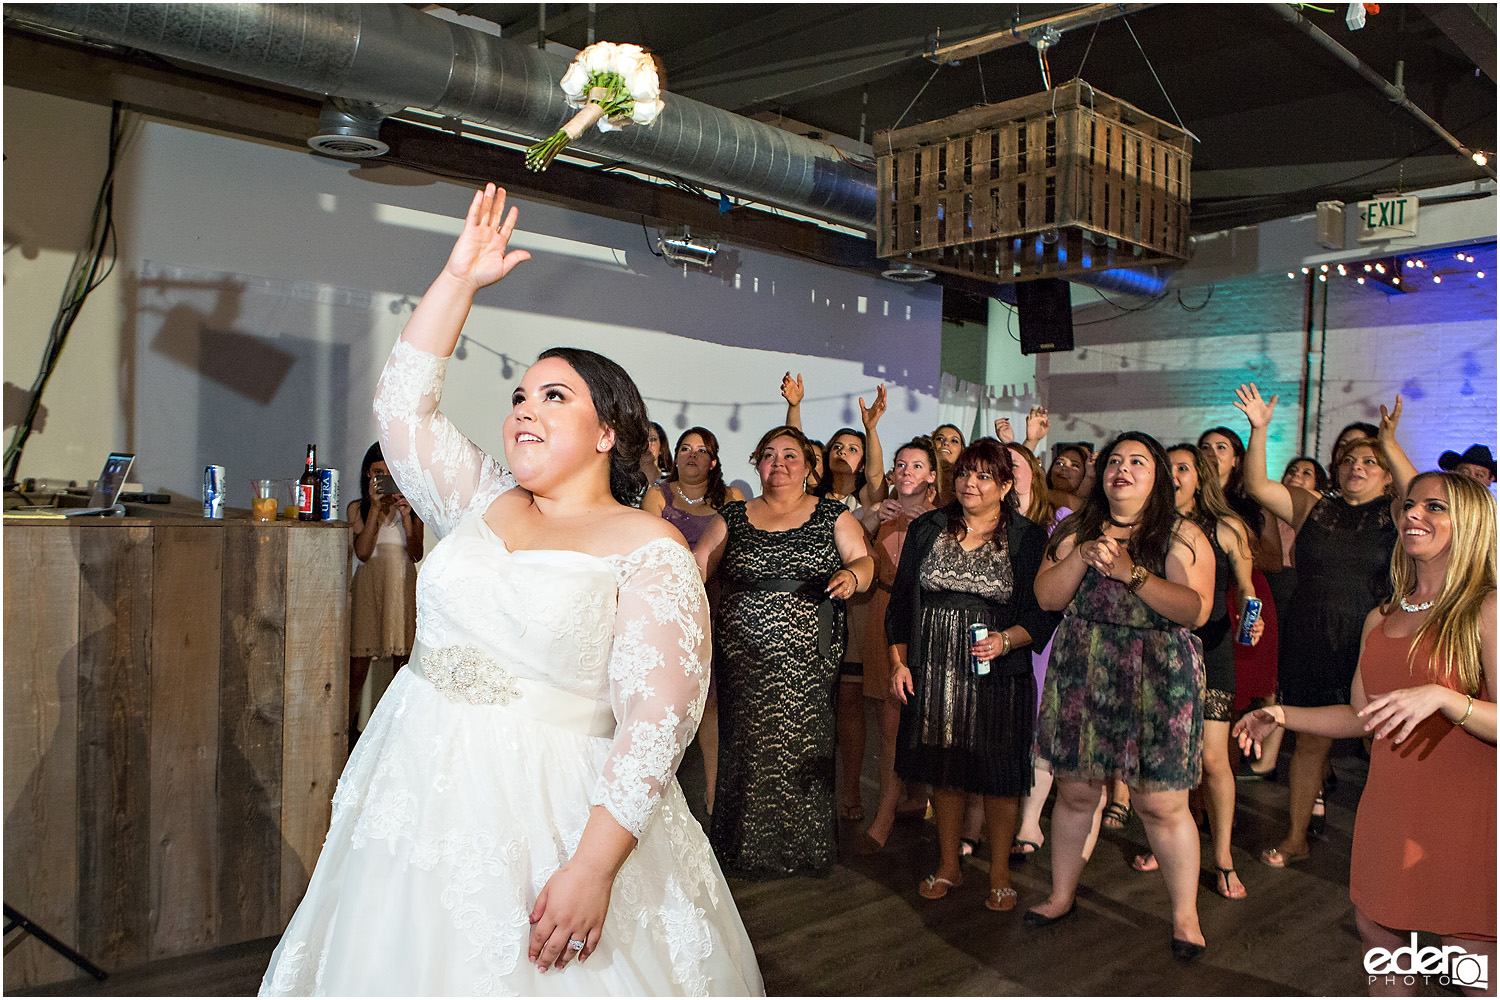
[{"left": 1030, "top": 266, "right": 1496, "bottom": 476}]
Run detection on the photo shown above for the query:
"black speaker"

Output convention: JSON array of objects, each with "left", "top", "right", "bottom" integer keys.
[{"left": 1015, "top": 278, "right": 1075, "bottom": 355}]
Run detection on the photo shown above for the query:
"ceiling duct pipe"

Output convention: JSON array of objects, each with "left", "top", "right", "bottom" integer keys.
[
  {"left": 7, "top": 4, "right": 1173, "bottom": 293},
  {"left": 4, "top": 3, "right": 877, "bottom": 229}
]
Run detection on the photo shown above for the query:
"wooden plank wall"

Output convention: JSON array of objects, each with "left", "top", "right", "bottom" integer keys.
[
  {"left": 2, "top": 521, "right": 348, "bottom": 991},
  {"left": 3, "top": 526, "right": 82, "bottom": 989},
  {"left": 149, "top": 527, "right": 223, "bottom": 957},
  {"left": 279, "top": 528, "right": 349, "bottom": 926}
]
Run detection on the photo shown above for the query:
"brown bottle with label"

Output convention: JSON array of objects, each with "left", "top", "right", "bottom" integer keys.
[{"left": 297, "top": 445, "right": 318, "bottom": 521}]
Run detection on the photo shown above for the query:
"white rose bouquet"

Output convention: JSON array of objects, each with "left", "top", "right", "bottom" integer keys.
[{"left": 525, "top": 41, "right": 665, "bottom": 172}]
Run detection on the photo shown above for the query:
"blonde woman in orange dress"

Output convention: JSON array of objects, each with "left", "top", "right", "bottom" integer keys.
[{"left": 1236, "top": 471, "right": 1495, "bottom": 994}]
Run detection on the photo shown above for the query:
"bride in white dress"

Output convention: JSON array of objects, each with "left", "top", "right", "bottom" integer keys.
[{"left": 260, "top": 184, "right": 765, "bottom": 997}]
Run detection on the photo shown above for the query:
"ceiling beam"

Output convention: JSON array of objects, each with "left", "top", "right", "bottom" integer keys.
[
  {"left": 1421, "top": 3, "right": 1497, "bottom": 83},
  {"left": 925, "top": 3, "right": 1157, "bottom": 64}
]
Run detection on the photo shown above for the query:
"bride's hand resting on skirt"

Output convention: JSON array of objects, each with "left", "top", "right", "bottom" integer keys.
[{"left": 528, "top": 853, "right": 614, "bottom": 972}]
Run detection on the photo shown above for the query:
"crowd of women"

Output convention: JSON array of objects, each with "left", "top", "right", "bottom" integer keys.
[
  {"left": 658, "top": 370, "right": 1494, "bottom": 978},
  {"left": 299, "top": 185, "right": 1492, "bottom": 995}
]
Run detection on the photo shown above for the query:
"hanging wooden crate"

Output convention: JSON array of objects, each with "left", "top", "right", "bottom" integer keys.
[{"left": 874, "top": 79, "right": 1193, "bottom": 283}]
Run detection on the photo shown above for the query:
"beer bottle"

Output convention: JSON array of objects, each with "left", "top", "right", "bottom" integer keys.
[{"left": 297, "top": 445, "right": 318, "bottom": 521}]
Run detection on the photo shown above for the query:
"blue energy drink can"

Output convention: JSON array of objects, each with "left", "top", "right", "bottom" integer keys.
[
  {"left": 203, "top": 465, "right": 226, "bottom": 519},
  {"left": 1236, "top": 598, "right": 1263, "bottom": 645},
  {"left": 316, "top": 468, "right": 339, "bottom": 521},
  {"left": 970, "top": 622, "right": 990, "bottom": 676}
]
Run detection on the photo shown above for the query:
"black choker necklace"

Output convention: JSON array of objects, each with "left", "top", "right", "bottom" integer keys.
[{"left": 1106, "top": 515, "right": 1139, "bottom": 529}]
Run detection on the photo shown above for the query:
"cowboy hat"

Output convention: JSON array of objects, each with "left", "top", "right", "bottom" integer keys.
[{"left": 1438, "top": 444, "right": 1497, "bottom": 477}]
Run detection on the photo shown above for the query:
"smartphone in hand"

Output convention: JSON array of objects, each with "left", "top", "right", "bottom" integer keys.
[{"left": 372, "top": 474, "right": 402, "bottom": 498}]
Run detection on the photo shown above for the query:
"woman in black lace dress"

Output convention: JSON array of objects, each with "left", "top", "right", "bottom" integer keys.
[
  {"left": 694, "top": 426, "right": 873, "bottom": 879},
  {"left": 887, "top": 439, "right": 1060, "bottom": 911},
  {"left": 1234, "top": 385, "right": 1416, "bottom": 869}
]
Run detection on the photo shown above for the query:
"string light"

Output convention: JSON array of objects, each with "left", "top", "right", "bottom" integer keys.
[
  {"left": 1318, "top": 273, "right": 1327, "bottom": 282},
  {"left": 1479, "top": 271, "right": 1486, "bottom": 279},
  {"left": 1336, "top": 263, "right": 1346, "bottom": 275},
  {"left": 1475, "top": 151, "right": 1489, "bottom": 166},
  {"left": 1433, "top": 275, "right": 1442, "bottom": 284},
  {"left": 1301, "top": 266, "right": 1310, "bottom": 274},
  {"left": 1357, "top": 276, "right": 1365, "bottom": 284},
  {"left": 1287, "top": 271, "right": 1296, "bottom": 279},
  {"left": 1375, "top": 263, "right": 1386, "bottom": 273},
  {"left": 1363, "top": 264, "right": 1372, "bottom": 272},
  {"left": 1320, "top": 264, "right": 1329, "bottom": 272}
]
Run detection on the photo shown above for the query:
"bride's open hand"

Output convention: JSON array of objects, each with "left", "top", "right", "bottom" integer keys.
[
  {"left": 528, "top": 859, "right": 612, "bottom": 972},
  {"left": 443, "top": 183, "right": 532, "bottom": 290}
]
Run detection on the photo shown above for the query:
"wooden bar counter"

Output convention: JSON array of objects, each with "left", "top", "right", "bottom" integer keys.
[{"left": 3, "top": 500, "right": 349, "bottom": 990}]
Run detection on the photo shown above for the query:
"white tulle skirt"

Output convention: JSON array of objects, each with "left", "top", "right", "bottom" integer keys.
[{"left": 260, "top": 669, "right": 764, "bottom": 997}]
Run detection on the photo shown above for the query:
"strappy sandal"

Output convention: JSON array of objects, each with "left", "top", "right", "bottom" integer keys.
[
  {"left": 984, "top": 887, "right": 1019, "bottom": 911},
  {"left": 959, "top": 836, "right": 982, "bottom": 857},
  {"left": 1101, "top": 801, "right": 1132, "bottom": 830},
  {"left": 1009, "top": 839, "right": 1041, "bottom": 866},
  {"left": 918, "top": 874, "right": 962, "bottom": 899},
  {"left": 1308, "top": 791, "right": 1326, "bottom": 837},
  {"left": 1214, "top": 866, "right": 1247, "bottom": 899},
  {"left": 840, "top": 803, "right": 865, "bottom": 823},
  {"left": 1259, "top": 846, "right": 1310, "bottom": 868}
]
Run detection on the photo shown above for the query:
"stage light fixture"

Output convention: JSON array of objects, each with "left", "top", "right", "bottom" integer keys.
[{"left": 658, "top": 227, "right": 719, "bottom": 268}]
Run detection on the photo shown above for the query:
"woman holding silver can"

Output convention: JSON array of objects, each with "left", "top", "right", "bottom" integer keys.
[{"left": 887, "top": 438, "right": 1059, "bottom": 911}]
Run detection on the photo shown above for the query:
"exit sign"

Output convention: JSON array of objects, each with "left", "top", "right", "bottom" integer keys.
[{"left": 1356, "top": 195, "right": 1419, "bottom": 241}]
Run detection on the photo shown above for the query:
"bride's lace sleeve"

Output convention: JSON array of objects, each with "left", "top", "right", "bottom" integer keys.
[
  {"left": 592, "top": 539, "right": 711, "bottom": 838},
  {"left": 373, "top": 338, "right": 515, "bottom": 538}
]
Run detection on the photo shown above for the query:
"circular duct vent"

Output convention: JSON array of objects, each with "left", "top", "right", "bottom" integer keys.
[
  {"left": 881, "top": 261, "right": 937, "bottom": 283},
  {"left": 307, "top": 134, "right": 390, "bottom": 158},
  {"left": 307, "top": 98, "right": 393, "bottom": 159}
]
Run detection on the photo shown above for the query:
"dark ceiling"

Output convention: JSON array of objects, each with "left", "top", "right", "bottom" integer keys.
[
  {"left": 3, "top": 2, "right": 1494, "bottom": 299},
  {"left": 453, "top": 2, "right": 1497, "bottom": 231}
]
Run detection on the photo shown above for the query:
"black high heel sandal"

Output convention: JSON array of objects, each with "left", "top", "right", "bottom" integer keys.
[{"left": 1308, "top": 790, "right": 1326, "bottom": 837}]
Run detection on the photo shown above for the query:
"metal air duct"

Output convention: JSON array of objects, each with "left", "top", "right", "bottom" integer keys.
[{"left": 4, "top": 3, "right": 876, "bottom": 230}]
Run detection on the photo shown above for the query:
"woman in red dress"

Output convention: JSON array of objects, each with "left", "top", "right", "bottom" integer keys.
[{"left": 1236, "top": 471, "right": 1496, "bottom": 995}]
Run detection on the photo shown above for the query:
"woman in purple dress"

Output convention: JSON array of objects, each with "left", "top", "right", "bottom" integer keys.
[{"left": 643, "top": 427, "right": 744, "bottom": 813}]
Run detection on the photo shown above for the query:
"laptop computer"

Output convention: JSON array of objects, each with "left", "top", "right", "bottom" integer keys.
[{"left": 10, "top": 452, "right": 135, "bottom": 517}]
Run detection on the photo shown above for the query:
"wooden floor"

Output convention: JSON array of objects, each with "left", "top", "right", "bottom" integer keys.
[{"left": 14, "top": 722, "right": 1449, "bottom": 997}]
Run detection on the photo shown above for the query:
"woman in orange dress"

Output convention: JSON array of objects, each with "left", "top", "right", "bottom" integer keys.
[{"left": 1236, "top": 471, "right": 1496, "bottom": 994}]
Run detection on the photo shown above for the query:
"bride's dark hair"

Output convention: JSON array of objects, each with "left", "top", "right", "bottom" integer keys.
[{"left": 537, "top": 347, "right": 649, "bottom": 505}]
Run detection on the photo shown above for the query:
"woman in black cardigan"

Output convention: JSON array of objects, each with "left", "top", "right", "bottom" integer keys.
[{"left": 888, "top": 438, "right": 1061, "bottom": 911}]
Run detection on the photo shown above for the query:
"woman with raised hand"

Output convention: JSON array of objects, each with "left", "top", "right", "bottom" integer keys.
[
  {"left": 1233, "top": 384, "right": 1415, "bottom": 870},
  {"left": 642, "top": 427, "right": 745, "bottom": 816},
  {"left": 854, "top": 438, "right": 939, "bottom": 855},
  {"left": 781, "top": 372, "right": 889, "bottom": 822},
  {"left": 1029, "top": 432, "right": 1214, "bottom": 962},
  {"left": 1198, "top": 427, "right": 1283, "bottom": 722},
  {"left": 887, "top": 439, "right": 1060, "bottom": 912},
  {"left": 1242, "top": 455, "right": 1331, "bottom": 779},
  {"left": 261, "top": 185, "right": 762, "bottom": 997},
  {"left": 1236, "top": 471, "right": 1495, "bottom": 993},
  {"left": 695, "top": 425, "right": 873, "bottom": 879},
  {"left": 1132, "top": 446, "right": 1265, "bottom": 900}
]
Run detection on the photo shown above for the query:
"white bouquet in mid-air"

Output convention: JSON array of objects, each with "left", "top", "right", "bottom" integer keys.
[{"left": 525, "top": 41, "right": 664, "bottom": 172}]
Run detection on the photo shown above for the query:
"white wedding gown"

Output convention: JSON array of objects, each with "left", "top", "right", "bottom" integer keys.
[{"left": 260, "top": 340, "right": 764, "bottom": 997}]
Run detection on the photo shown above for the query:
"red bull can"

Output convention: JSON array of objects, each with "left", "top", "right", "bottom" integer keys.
[
  {"left": 970, "top": 622, "right": 990, "bottom": 676},
  {"left": 203, "top": 465, "right": 226, "bottom": 518},
  {"left": 316, "top": 468, "right": 340, "bottom": 521},
  {"left": 1236, "top": 597, "right": 1263, "bottom": 645}
]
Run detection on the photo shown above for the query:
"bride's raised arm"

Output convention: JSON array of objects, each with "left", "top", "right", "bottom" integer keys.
[{"left": 373, "top": 184, "right": 532, "bottom": 537}]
